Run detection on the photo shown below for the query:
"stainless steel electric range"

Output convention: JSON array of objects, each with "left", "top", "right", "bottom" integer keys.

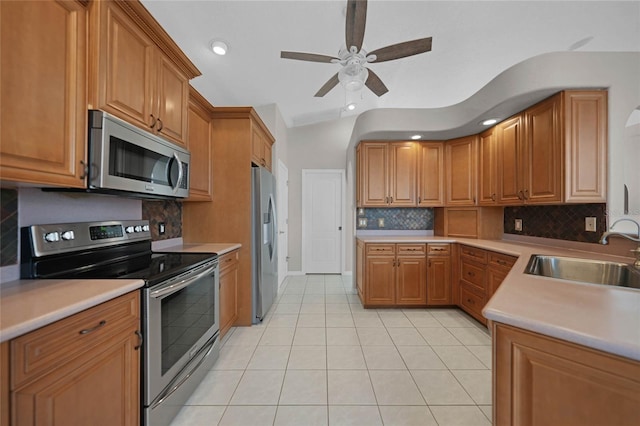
[{"left": 21, "top": 220, "right": 220, "bottom": 426}]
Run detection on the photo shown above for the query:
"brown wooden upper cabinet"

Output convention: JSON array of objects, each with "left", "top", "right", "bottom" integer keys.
[
  {"left": 251, "top": 126, "right": 274, "bottom": 171},
  {"left": 445, "top": 135, "right": 478, "bottom": 206},
  {"left": 0, "top": 0, "right": 88, "bottom": 188},
  {"left": 358, "top": 141, "right": 418, "bottom": 207},
  {"left": 185, "top": 87, "right": 214, "bottom": 201},
  {"left": 417, "top": 142, "right": 446, "bottom": 206},
  {"left": 481, "top": 90, "right": 607, "bottom": 205},
  {"left": 88, "top": 0, "right": 200, "bottom": 147}
]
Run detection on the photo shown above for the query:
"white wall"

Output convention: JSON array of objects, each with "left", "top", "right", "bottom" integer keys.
[{"left": 286, "top": 115, "right": 358, "bottom": 273}]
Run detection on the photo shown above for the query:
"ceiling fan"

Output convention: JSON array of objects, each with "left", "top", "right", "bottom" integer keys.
[{"left": 280, "top": 0, "right": 432, "bottom": 97}]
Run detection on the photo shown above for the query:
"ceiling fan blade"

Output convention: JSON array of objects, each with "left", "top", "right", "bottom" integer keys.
[
  {"left": 281, "top": 51, "right": 338, "bottom": 63},
  {"left": 369, "top": 37, "right": 432, "bottom": 63},
  {"left": 315, "top": 73, "right": 340, "bottom": 97},
  {"left": 345, "top": 0, "right": 367, "bottom": 52},
  {"left": 365, "top": 69, "right": 389, "bottom": 97}
]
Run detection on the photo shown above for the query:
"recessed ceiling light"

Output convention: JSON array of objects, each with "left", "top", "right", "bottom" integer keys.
[
  {"left": 481, "top": 119, "right": 497, "bottom": 126},
  {"left": 411, "top": 134, "right": 422, "bottom": 140},
  {"left": 346, "top": 103, "right": 357, "bottom": 111},
  {"left": 210, "top": 40, "right": 228, "bottom": 56}
]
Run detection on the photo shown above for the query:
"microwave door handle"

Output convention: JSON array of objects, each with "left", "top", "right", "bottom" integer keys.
[
  {"left": 150, "top": 265, "right": 216, "bottom": 299},
  {"left": 171, "top": 152, "right": 184, "bottom": 193}
]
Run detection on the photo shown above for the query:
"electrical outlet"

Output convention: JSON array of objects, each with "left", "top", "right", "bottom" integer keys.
[
  {"left": 358, "top": 218, "right": 368, "bottom": 228},
  {"left": 159, "top": 222, "right": 166, "bottom": 235},
  {"left": 378, "top": 218, "right": 385, "bottom": 228},
  {"left": 585, "top": 217, "right": 597, "bottom": 232},
  {"left": 514, "top": 219, "right": 523, "bottom": 232}
]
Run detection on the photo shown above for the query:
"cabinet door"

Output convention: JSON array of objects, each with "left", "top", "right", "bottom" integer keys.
[
  {"left": 497, "top": 115, "right": 525, "bottom": 204},
  {"left": 478, "top": 128, "right": 498, "bottom": 205},
  {"left": 360, "top": 142, "right": 389, "bottom": 206},
  {"left": 251, "top": 127, "right": 266, "bottom": 167},
  {"left": 365, "top": 256, "right": 395, "bottom": 305},
  {"left": 0, "top": 0, "right": 87, "bottom": 187},
  {"left": 427, "top": 256, "right": 451, "bottom": 305},
  {"left": 95, "top": 0, "right": 156, "bottom": 131},
  {"left": 417, "top": 143, "right": 445, "bottom": 206},
  {"left": 219, "top": 256, "right": 239, "bottom": 338},
  {"left": 185, "top": 91, "right": 213, "bottom": 201},
  {"left": 445, "top": 136, "right": 478, "bottom": 206},
  {"left": 494, "top": 323, "right": 640, "bottom": 426},
  {"left": 12, "top": 329, "right": 139, "bottom": 426},
  {"left": 525, "top": 94, "right": 563, "bottom": 204},
  {"left": 563, "top": 91, "right": 607, "bottom": 203},
  {"left": 356, "top": 240, "right": 364, "bottom": 302},
  {"left": 157, "top": 54, "right": 189, "bottom": 146},
  {"left": 396, "top": 256, "right": 427, "bottom": 305},
  {"left": 388, "top": 142, "right": 417, "bottom": 206},
  {"left": 487, "top": 266, "right": 508, "bottom": 299}
]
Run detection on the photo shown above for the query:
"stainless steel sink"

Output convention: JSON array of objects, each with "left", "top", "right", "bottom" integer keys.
[{"left": 525, "top": 255, "right": 640, "bottom": 289}]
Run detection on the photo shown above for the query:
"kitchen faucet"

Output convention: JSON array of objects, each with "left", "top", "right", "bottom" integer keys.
[{"left": 599, "top": 218, "right": 640, "bottom": 268}]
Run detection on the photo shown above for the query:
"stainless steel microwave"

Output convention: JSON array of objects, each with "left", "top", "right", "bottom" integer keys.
[{"left": 87, "top": 110, "right": 190, "bottom": 199}]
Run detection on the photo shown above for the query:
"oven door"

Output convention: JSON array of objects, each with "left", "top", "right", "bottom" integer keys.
[{"left": 143, "top": 259, "right": 220, "bottom": 407}]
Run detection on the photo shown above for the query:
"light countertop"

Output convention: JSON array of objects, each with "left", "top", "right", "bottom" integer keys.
[
  {"left": 0, "top": 279, "right": 144, "bottom": 342},
  {"left": 357, "top": 235, "right": 640, "bottom": 361},
  {"left": 159, "top": 242, "right": 241, "bottom": 256}
]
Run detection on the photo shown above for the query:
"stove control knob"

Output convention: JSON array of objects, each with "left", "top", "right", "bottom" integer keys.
[
  {"left": 134, "top": 225, "right": 143, "bottom": 232},
  {"left": 44, "top": 232, "right": 60, "bottom": 243},
  {"left": 61, "top": 230, "right": 75, "bottom": 241},
  {"left": 142, "top": 225, "right": 150, "bottom": 232},
  {"left": 125, "top": 226, "right": 135, "bottom": 234}
]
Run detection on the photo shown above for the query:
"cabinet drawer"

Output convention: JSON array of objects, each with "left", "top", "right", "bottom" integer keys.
[
  {"left": 460, "top": 245, "right": 488, "bottom": 264},
  {"left": 397, "top": 244, "right": 426, "bottom": 255},
  {"left": 460, "top": 284, "right": 486, "bottom": 322},
  {"left": 488, "top": 252, "right": 517, "bottom": 270},
  {"left": 366, "top": 244, "right": 396, "bottom": 255},
  {"left": 11, "top": 291, "right": 140, "bottom": 389},
  {"left": 219, "top": 250, "right": 239, "bottom": 272},
  {"left": 427, "top": 243, "right": 450, "bottom": 256},
  {"left": 460, "top": 260, "right": 485, "bottom": 290}
]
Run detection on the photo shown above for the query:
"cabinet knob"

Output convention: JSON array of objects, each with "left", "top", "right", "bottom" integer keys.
[{"left": 467, "top": 298, "right": 475, "bottom": 305}]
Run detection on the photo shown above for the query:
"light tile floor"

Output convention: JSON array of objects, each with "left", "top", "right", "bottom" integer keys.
[{"left": 170, "top": 275, "right": 492, "bottom": 426}]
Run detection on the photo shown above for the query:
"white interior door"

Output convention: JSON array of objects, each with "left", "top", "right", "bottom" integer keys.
[
  {"left": 277, "top": 160, "right": 289, "bottom": 286},
  {"left": 302, "top": 169, "right": 344, "bottom": 274}
]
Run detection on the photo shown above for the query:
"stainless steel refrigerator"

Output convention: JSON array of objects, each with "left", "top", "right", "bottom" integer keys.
[{"left": 251, "top": 166, "right": 278, "bottom": 323}]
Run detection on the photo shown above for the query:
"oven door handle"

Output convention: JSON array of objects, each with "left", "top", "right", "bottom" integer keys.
[
  {"left": 150, "top": 334, "right": 218, "bottom": 410},
  {"left": 150, "top": 264, "right": 216, "bottom": 299}
]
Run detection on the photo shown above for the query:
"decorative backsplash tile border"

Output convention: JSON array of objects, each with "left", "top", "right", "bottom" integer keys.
[
  {"left": 358, "top": 208, "right": 434, "bottom": 230},
  {"left": 142, "top": 200, "right": 182, "bottom": 241},
  {"left": 1, "top": 189, "right": 18, "bottom": 266},
  {"left": 504, "top": 204, "right": 607, "bottom": 244}
]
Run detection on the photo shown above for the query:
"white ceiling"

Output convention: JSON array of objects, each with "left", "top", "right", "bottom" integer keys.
[{"left": 142, "top": 0, "right": 640, "bottom": 128}]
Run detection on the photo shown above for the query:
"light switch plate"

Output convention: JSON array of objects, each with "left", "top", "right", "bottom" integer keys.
[
  {"left": 514, "top": 219, "right": 523, "bottom": 232},
  {"left": 585, "top": 217, "right": 597, "bottom": 232}
]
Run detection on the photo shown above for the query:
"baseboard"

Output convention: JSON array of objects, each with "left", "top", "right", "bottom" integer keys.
[{"left": 287, "top": 271, "right": 305, "bottom": 276}]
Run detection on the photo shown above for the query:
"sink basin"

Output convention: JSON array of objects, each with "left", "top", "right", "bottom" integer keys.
[{"left": 525, "top": 255, "right": 640, "bottom": 289}]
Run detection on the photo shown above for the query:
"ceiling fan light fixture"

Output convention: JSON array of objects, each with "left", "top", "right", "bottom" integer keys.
[
  {"left": 339, "top": 63, "right": 368, "bottom": 91},
  {"left": 210, "top": 40, "right": 228, "bottom": 56}
]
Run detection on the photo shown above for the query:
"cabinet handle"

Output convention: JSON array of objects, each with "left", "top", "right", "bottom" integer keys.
[
  {"left": 79, "top": 320, "right": 106, "bottom": 335},
  {"left": 157, "top": 117, "right": 163, "bottom": 131},
  {"left": 390, "top": 196, "right": 393, "bottom": 203},
  {"left": 134, "top": 330, "right": 143, "bottom": 350},
  {"left": 433, "top": 248, "right": 445, "bottom": 251},
  {"left": 467, "top": 298, "right": 475, "bottom": 305},
  {"left": 523, "top": 189, "right": 529, "bottom": 200},
  {"left": 491, "top": 193, "right": 496, "bottom": 202},
  {"left": 418, "top": 196, "right": 422, "bottom": 203},
  {"left": 496, "top": 260, "right": 507, "bottom": 265},
  {"left": 79, "top": 160, "right": 88, "bottom": 180},
  {"left": 150, "top": 114, "right": 157, "bottom": 129},
  {"left": 467, "top": 271, "right": 475, "bottom": 277},
  {"left": 517, "top": 190, "right": 524, "bottom": 201}
]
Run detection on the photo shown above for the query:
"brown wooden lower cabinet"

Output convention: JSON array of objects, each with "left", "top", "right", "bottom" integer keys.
[
  {"left": 493, "top": 322, "right": 640, "bottom": 426},
  {"left": 427, "top": 243, "right": 452, "bottom": 305},
  {"left": 8, "top": 291, "right": 140, "bottom": 426},
  {"left": 219, "top": 249, "right": 240, "bottom": 338}
]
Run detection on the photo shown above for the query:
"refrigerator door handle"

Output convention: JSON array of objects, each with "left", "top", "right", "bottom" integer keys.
[{"left": 267, "top": 193, "right": 277, "bottom": 262}]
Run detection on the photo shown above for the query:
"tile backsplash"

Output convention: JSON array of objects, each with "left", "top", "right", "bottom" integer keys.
[
  {"left": 504, "top": 204, "right": 607, "bottom": 243},
  {"left": 142, "top": 199, "right": 182, "bottom": 240},
  {"left": 1, "top": 189, "right": 18, "bottom": 266},
  {"left": 358, "top": 208, "right": 434, "bottom": 230}
]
